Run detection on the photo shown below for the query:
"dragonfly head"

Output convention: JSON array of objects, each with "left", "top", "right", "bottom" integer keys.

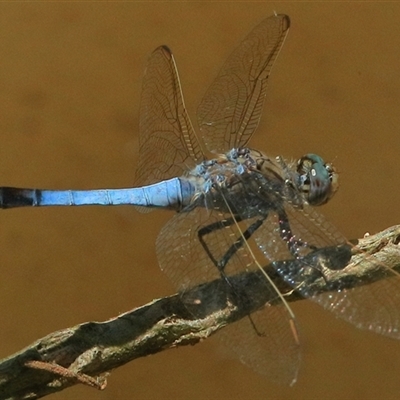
[{"left": 296, "top": 154, "right": 338, "bottom": 206}]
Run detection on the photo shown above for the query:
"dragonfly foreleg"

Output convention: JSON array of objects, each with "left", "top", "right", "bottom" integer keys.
[{"left": 278, "top": 210, "right": 317, "bottom": 257}]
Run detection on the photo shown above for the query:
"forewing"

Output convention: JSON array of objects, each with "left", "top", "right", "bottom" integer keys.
[
  {"left": 252, "top": 189, "right": 400, "bottom": 340},
  {"left": 197, "top": 14, "right": 290, "bottom": 153},
  {"left": 135, "top": 46, "right": 203, "bottom": 201}
]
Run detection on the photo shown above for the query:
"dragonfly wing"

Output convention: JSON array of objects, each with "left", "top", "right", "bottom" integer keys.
[
  {"left": 249, "top": 181, "right": 400, "bottom": 340},
  {"left": 218, "top": 305, "right": 300, "bottom": 385},
  {"left": 312, "top": 267, "right": 400, "bottom": 339},
  {"left": 156, "top": 203, "right": 300, "bottom": 385},
  {"left": 197, "top": 14, "right": 290, "bottom": 153},
  {"left": 135, "top": 46, "right": 203, "bottom": 204}
]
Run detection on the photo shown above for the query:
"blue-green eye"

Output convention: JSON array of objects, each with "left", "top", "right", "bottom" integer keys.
[{"left": 296, "top": 154, "right": 339, "bottom": 206}]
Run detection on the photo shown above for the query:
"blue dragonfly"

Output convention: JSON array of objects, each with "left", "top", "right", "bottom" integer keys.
[{"left": 2, "top": 14, "right": 400, "bottom": 385}]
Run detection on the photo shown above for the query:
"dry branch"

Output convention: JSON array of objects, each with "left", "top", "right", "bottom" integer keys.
[{"left": 0, "top": 225, "right": 399, "bottom": 399}]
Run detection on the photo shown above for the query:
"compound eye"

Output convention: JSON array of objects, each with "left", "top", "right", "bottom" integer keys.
[{"left": 297, "top": 154, "right": 339, "bottom": 206}]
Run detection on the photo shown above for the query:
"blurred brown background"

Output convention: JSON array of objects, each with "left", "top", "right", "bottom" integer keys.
[{"left": 0, "top": 2, "right": 399, "bottom": 399}]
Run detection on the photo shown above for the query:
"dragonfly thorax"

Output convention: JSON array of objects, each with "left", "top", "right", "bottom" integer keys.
[
  {"left": 184, "top": 148, "right": 293, "bottom": 216},
  {"left": 185, "top": 148, "right": 338, "bottom": 214}
]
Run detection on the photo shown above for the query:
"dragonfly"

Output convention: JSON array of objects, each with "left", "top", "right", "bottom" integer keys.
[{"left": 2, "top": 14, "right": 400, "bottom": 385}]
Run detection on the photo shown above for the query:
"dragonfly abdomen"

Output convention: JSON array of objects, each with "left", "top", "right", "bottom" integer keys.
[{"left": 0, "top": 177, "right": 196, "bottom": 210}]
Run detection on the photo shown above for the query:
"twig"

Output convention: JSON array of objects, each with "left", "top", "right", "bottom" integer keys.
[{"left": 0, "top": 225, "right": 399, "bottom": 399}]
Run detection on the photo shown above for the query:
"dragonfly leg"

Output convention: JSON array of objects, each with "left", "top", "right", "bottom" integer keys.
[
  {"left": 198, "top": 215, "right": 269, "bottom": 330},
  {"left": 197, "top": 217, "right": 237, "bottom": 269},
  {"left": 218, "top": 218, "right": 266, "bottom": 272},
  {"left": 279, "top": 212, "right": 351, "bottom": 282},
  {"left": 198, "top": 215, "right": 267, "bottom": 278},
  {"left": 277, "top": 210, "right": 317, "bottom": 256}
]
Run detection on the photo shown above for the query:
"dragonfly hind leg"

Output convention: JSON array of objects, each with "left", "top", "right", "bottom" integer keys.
[
  {"left": 198, "top": 214, "right": 267, "bottom": 279},
  {"left": 197, "top": 213, "right": 282, "bottom": 339}
]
